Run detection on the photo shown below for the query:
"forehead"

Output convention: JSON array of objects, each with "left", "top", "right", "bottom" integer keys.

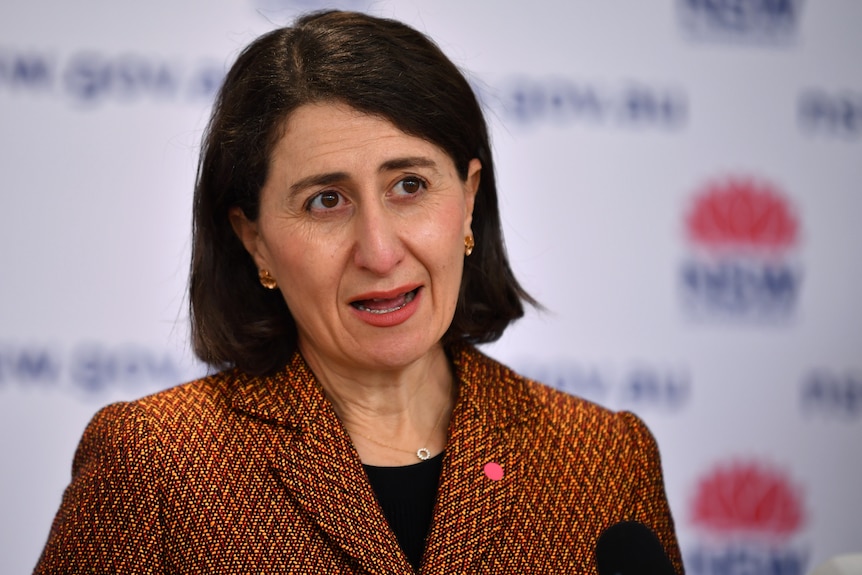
[{"left": 270, "top": 102, "right": 453, "bottom": 174}]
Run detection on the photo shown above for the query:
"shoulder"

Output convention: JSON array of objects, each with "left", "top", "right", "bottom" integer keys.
[
  {"left": 88, "top": 369, "right": 240, "bottom": 432},
  {"left": 524, "top": 375, "right": 657, "bottom": 461},
  {"left": 71, "top": 367, "right": 293, "bottom": 492},
  {"left": 454, "top": 345, "right": 657, "bottom": 452},
  {"left": 455, "top": 345, "right": 640, "bottom": 424},
  {"left": 76, "top": 369, "right": 252, "bottom": 466},
  {"left": 526, "top": 376, "right": 654, "bottom": 447},
  {"left": 135, "top": 369, "right": 239, "bottom": 421}
]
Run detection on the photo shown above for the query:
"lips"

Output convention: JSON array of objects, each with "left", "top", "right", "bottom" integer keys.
[{"left": 350, "top": 288, "right": 419, "bottom": 314}]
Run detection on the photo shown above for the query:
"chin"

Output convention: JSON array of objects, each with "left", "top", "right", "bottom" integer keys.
[{"left": 350, "top": 336, "right": 444, "bottom": 371}]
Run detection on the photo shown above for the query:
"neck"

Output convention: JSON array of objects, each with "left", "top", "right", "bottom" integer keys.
[{"left": 299, "top": 342, "right": 456, "bottom": 466}]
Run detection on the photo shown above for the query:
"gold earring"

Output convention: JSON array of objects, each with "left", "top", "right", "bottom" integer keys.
[
  {"left": 464, "top": 235, "right": 475, "bottom": 257},
  {"left": 258, "top": 269, "right": 278, "bottom": 290}
]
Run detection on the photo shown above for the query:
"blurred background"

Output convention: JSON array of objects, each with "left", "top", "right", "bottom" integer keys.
[{"left": 1, "top": 1, "right": 860, "bottom": 573}]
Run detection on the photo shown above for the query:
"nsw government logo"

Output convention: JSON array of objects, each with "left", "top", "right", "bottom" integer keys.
[
  {"left": 685, "top": 460, "right": 810, "bottom": 575},
  {"left": 679, "top": 176, "right": 802, "bottom": 320},
  {"left": 677, "top": 0, "right": 803, "bottom": 45}
]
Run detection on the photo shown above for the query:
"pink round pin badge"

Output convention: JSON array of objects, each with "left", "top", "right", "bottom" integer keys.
[{"left": 483, "top": 462, "right": 504, "bottom": 481}]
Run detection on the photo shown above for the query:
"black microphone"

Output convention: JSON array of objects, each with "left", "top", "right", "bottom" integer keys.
[{"left": 595, "top": 521, "right": 676, "bottom": 575}]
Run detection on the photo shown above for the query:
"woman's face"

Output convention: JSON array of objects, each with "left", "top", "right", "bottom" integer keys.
[{"left": 231, "top": 102, "right": 480, "bottom": 373}]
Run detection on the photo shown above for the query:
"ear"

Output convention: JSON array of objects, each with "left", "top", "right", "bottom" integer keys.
[
  {"left": 228, "top": 207, "right": 270, "bottom": 270},
  {"left": 463, "top": 158, "right": 481, "bottom": 234}
]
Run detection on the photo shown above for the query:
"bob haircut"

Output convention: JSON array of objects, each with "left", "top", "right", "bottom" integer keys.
[{"left": 190, "top": 10, "right": 535, "bottom": 375}]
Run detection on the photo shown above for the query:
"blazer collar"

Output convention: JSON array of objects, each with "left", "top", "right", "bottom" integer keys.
[
  {"left": 228, "top": 345, "right": 542, "bottom": 574},
  {"left": 229, "top": 351, "right": 327, "bottom": 429},
  {"left": 448, "top": 343, "right": 541, "bottom": 428}
]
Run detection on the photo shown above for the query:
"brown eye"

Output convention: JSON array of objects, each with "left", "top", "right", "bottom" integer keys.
[
  {"left": 320, "top": 192, "right": 339, "bottom": 208},
  {"left": 308, "top": 191, "right": 342, "bottom": 211},
  {"left": 395, "top": 177, "right": 425, "bottom": 196}
]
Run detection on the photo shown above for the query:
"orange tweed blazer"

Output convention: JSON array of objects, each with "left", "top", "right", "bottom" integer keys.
[{"left": 36, "top": 345, "right": 684, "bottom": 574}]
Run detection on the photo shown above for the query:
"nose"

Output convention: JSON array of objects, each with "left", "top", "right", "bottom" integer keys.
[{"left": 351, "top": 201, "right": 404, "bottom": 275}]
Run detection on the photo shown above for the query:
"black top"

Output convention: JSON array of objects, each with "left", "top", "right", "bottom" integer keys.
[{"left": 363, "top": 452, "right": 444, "bottom": 571}]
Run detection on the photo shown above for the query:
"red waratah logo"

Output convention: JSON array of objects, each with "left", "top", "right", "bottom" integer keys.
[
  {"left": 690, "top": 461, "right": 805, "bottom": 539},
  {"left": 686, "top": 178, "right": 799, "bottom": 251}
]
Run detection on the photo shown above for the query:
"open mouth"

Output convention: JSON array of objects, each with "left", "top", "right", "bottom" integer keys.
[{"left": 350, "top": 288, "right": 419, "bottom": 314}]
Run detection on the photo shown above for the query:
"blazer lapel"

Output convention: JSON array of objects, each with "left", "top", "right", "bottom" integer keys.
[
  {"left": 231, "top": 353, "right": 412, "bottom": 575},
  {"left": 421, "top": 347, "right": 540, "bottom": 573}
]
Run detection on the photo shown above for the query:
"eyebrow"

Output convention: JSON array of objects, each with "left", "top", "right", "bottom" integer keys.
[
  {"left": 379, "top": 156, "right": 438, "bottom": 173},
  {"left": 288, "top": 156, "right": 440, "bottom": 196},
  {"left": 289, "top": 172, "right": 349, "bottom": 196}
]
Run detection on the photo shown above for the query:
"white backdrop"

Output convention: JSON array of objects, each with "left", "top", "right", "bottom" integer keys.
[{"left": 1, "top": 1, "right": 860, "bottom": 573}]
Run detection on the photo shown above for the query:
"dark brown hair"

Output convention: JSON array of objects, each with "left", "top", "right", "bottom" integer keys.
[{"left": 190, "top": 10, "right": 535, "bottom": 375}]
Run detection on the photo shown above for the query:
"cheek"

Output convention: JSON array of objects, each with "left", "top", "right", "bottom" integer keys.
[
  {"left": 411, "top": 219, "right": 463, "bottom": 270},
  {"left": 414, "top": 206, "right": 467, "bottom": 282},
  {"left": 262, "top": 219, "right": 334, "bottom": 275},
  {"left": 417, "top": 197, "right": 467, "bottom": 241},
  {"left": 264, "top": 237, "right": 320, "bottom": 294}
]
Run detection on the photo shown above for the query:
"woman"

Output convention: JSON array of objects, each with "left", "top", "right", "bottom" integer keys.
[{"left": 36, "top": 10, "right": 684, "bottom": 574}]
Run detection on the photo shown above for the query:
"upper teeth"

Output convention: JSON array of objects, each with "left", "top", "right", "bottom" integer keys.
[
  {"left": 360, "top": 304, "right": 402, "bottom": 314},
  {"left": 356, "top": 290, "right": 416, "bottom": 314}
]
